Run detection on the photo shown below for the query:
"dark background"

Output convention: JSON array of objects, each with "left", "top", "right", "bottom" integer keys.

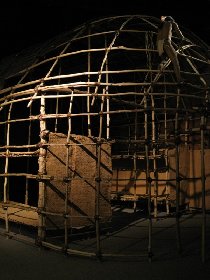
[{"left": 1, "top": 0, "right": 210, "bottom": 60}]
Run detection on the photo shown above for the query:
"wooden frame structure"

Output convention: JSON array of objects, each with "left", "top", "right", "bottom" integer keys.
[{"left": 0, "top": 15, "right": 210, "bottom": 262}]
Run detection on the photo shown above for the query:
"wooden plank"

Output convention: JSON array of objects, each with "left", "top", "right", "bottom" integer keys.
[{"left": 0, "top": 201, "right": 38, "bottom": 227}]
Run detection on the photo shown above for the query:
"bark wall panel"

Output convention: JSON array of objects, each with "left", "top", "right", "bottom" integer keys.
[
  {"left": 111, "top": 170, "right": 167, "bottom": 196},
  {"left": 45, "top": 133, "right": 112, "bottom": 229},
  {"left": 189, "top": 148, "right": 210, "bottom": 209},
  {"left": 168, "top": 145, "right": 189, "bottom": 205}
]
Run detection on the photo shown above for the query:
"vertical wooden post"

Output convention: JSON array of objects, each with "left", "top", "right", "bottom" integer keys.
[
  {"left": 95, "top": 140, "right": 102, "bottom": 259},
  {"left": 87, "top": 28, "right": 92, "bottom": 137},
  {"left": 144, "top": 93, "right": 153, "bottom": 261},
  {"left": 184, "top": 116, "right": 189, "bottom": 145},
  {"left": 164, "top": 94, "right": 170, "bottom": 214},
  {"left": 95, "top": 87, "right": 106, "bottom": 259},
  {"left": 105, "top": 36, "right": 110, "bottom": 140},
  {"left": 200, "top": 114, "right": 206, "bottom": 263},
  {"left": 151, "top": 95, "right": 158, "bottom": 218},
  {"left": 37, "top": 95, "right": 47, "bottom": 244},
  {"left": 54, "top": 64, "right": 61, "bottom": 133},
  {"left": 133, "top": 100, "right": 137, "bottom": 212},
  {"left": 64, "top": 91, "right": 74, "bottom": 251},
  {"left": 165, "top": 149, "right": 170, "bottom": 215},
  {"left": 3, "top": 103, "right": 12, "bottom": 234},
  {"left": 25, "top": 106, "right": 32, "bottom": 205},
  {"left": 116, "top": 169, "right": 119, "bottom": 194},
  {"left": 133, "top": 153, "right": 137, "bottom": 212},
  {"left": 175, "top": 88, "right": 182, "bottom": 254}
]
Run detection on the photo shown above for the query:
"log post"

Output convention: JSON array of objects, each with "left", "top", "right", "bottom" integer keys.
[{"left": 37, "top": 95, "right": 48, "bottom": 244}]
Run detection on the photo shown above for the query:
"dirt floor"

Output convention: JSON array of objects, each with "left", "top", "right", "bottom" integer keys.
[{"left": 0, "top": 208, "right": 210, "bottom": 280}]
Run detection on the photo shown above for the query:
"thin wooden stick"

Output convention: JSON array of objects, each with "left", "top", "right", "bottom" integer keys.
[
  {"left": 0, "top": 87, "right": 204, "bottom": 109},
  {"left": 27, "top": 42, "right": 71, "bottom": 108},
  {"left": 91, "top": 16, "right": 134, "bottom": 106}
]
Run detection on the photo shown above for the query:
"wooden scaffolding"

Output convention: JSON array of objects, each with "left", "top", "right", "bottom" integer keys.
[{"left": 0, "top": 15, "right": 210, "bottom": 262}]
